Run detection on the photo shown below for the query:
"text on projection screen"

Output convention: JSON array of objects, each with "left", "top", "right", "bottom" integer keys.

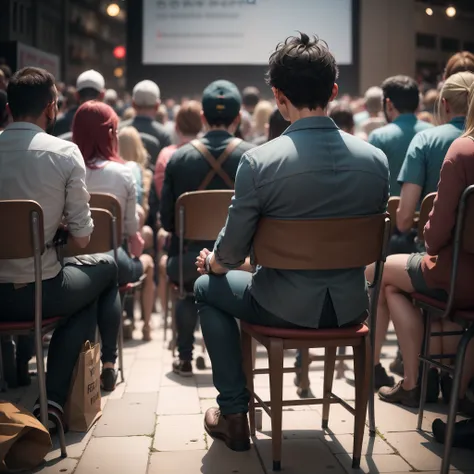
[{"left": 142, "top": 0, "right": 353, "bottom": 66}]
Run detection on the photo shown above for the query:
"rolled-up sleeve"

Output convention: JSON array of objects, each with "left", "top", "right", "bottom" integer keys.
[
  {"left": 64, "top": 146, "right": 94, "bottom": 237},
  {"left": 214, "top": 154, "right": 260, "bottom": 269}
]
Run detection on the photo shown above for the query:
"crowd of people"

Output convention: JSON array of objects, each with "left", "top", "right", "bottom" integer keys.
[{"left": 1, "top": 38, "right": 474, "bottom": 456}]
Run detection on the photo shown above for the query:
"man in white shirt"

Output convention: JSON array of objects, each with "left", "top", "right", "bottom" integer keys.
[{"left": 0, "top": 67, "right": 122, "bottom": 421}]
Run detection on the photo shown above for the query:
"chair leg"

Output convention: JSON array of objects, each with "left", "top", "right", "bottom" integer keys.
[
  {"left": 0, "top": 339, "right": 6, "bottom": 392},
  {"left": 117, "top": 312, "right": 125, "bottom": 383},
  {"left": 241, "top": 329, "right": 256, "bottom": 436},
  {"left": 352, "top": 337, "right": 370, "bottom": 469},
  {"left": 268, "top": 339, "right": 284, "bottom": 472},
  {"left": 35, "top": 327, "right": 48, "bottom": 429},
  {"left": 440, "top": 324, "right": 474, "bottom": 474},
  {"left": 170, "top": 297, "right": 177, "bottom": 356},
  {"left": 417, "top": 310, "right": 432, "bottom": 431},
  {"left": 251, "top": 339, "right": 257, "bottom": 370},
  {"left": 297, "top": 348, "right": 311, "bottom": 398},
  {"left": 322, "top": 346, "right": 337, "bottom": 430}
]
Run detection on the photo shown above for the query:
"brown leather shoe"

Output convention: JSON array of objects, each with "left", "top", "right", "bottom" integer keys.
[{"left": 204, "top": 407, "right": 250, "bottom": 452}]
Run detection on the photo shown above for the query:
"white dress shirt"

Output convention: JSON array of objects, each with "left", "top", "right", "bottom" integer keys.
[{"left": 0, "top": 122, "right": 94, "bottom": 283}]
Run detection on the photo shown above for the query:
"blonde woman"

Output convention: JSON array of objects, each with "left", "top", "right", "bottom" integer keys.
[
  {"left": 250, "top": 100, "right": 274, "bottom": 145},
  {"left": 367, "top": 78, "right": 474, "bottom": 409},
  {"left": 118, "top": 126, "right": 153, "bottom": 222}
]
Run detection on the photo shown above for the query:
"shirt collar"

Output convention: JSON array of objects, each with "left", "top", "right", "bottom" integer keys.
[
  {"left": 4, "top": 121, "right": 44, "bottom": 133},
  {"left": 283, "top": 116, "right": 338, "bottom": 135},
  {"left": 450, "top": 116, "right": 465, "bottom": 126},
  {"left": 393, "top": 113, "right": 417, "bottom": 125}
]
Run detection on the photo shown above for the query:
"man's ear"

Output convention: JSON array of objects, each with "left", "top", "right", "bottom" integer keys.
[
  {"left": 329, "top": 84, "right": 339, "bottom": 103},
  {"left": 98, "top": 90, "right": 105, "bottom": 101}
]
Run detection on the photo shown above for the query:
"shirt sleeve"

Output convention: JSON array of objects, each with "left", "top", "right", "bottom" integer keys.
[
  {"left": 398, "top": 133, "right": 426, "bottom": 187},
  {"left": 424, "top": 140, "right": 467, "bottom": 256},
  {"left": 160, "top": 156, "right": 176, "bottom": 233},
  {"left": 368, "top": 130, "right": 382, "bottom": 150},
  {"left": 214, "top": 153, "right": 260, "bottom": 268},
  {"left": 154, "top": 148, "right": 169, "bottom": 200},
  {"left": 123, "top": 166, "right": 139, "bottom": 237},
  {"left": 64, "top": 146, "right": 94, "bottom": 237}
]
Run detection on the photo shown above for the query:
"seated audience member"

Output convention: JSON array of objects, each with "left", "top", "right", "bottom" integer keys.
[
  {"left": 73, "top": 101, "right": 156, "bottom": 343},
  {"left": 104, "top": 89, "right": 119, "bottom": 113},
  {"left": 444, "top": 51, "right": 474, "bottom": 80},
  {"left": 359, "top": 86, "right": 386, "bottom": 137},
  {"left": 0, "top": 67, "right": 121, "bottom": 417},
  {"left": 239, "top": 86, "right": 261, "bottom": 140},
  {"left": 0, "top": 90, "right": 10, "bottom": 132},
  {"left": 193, "top": 33, "right": 389, "bottom": 451},
  {"left": 369, "top": 75, "right": 433, "bottom": 199},
  {"left": 417, "top": 111, "right": 435, "bottom": 124},
  {"left": 54, "top": 69, "right": 105, "bottom": 139},
  {"left": 154, "top": 101, "right": 203, "bottom": 199},
  {"left": 118, "top": 126, "right": 153, "bottom": 217},
  {"left": 250, "top": 100, "right": 274, "bottom": 145},
  {"left": 397, "top": 72, "right": 474, "bottom": 234},
  {"left": 160, "top": 80, "right": 254, "bottom": 377},
  {"left": 119, "top": 80, "right": 171, "bottom": 165},
  {"left": 369, "top": 82, "right": 474, "bottom": 409},
  {"left": 422, "top": 89, "right": 440, "bottom": 114},
  {"left": 154, "top": 101, "right": 202, "bottom": 313},
  {"left": 329, "top": 103, "right": 355, "bottom": 134},
  {"left": 268, "top": 107, "right": 290, "bottom": 140},
  {"left": 122, "top": 106, "right": 136, "bottom": 121}
]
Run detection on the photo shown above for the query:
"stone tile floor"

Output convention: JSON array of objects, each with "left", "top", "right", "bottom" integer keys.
[{"left": 5, "top": 314, "right": 474, "bottom": 473}]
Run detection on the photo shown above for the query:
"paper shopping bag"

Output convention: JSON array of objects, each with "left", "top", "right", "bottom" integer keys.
[
  {"left": 0, "top": 401, "right": 52, "bottom": 472},
  {"left": 64, "top": 341, "right": 102, "bottom": 432}
]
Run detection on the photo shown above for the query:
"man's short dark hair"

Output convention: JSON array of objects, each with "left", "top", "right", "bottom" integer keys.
[
  {"left": 330, "top": 104, "right": 354, "bottom": 132},
  {"left": 266, "top": 33, "right": 339, "bottom": 110},
  {"left": 7, "top": 67, "right": 56, "bottom": 120},
  {"left": 242, "top": 86, "right": 260, "bottom": 108},
  {"left": 78, "top": 87, "right": 101, "bottom": 103},
  {"left": 381, "top": 75, "right": 420, "bottom": 114}
]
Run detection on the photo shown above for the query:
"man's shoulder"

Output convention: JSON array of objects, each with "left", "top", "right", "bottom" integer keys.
[
  {"left": 119, "top": 118, "right": 132, "bottom": 129},
  {"left": 369, "top": 122, "right": 398, "bottom": 141},
  {"left": 416, "top": 120, "right": 434, "bottom": 133},
  {"left": 236, "top": 139, "right": 255, "bottom": 154}
]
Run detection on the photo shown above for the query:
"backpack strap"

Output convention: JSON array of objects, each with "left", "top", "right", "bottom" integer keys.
[{"left": 191, "top": 138, "right": 242, "bottom": 190}]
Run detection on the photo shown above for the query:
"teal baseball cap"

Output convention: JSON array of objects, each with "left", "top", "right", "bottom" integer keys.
[{"left": 202, "top": 80, "right": 242, "bottom": 123}]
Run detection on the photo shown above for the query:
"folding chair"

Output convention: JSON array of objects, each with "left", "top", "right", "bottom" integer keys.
[
  {"left": 416, "top": 192, "right": 436, "bottom": 245},
  {"left": 165, "top": 190, "right": 234, "bottom": 368},
  {"left": 89, "top": 192, "right": 146, "bottom": 382},
  {"left": 0, "top": 200, "right": 67, "bottom": 457},
  {"left": 414, "top": 186, "right": 474, "bottom": 474},
  {"left": 240, "top": 214, "right": 391, "bottom": 471}
]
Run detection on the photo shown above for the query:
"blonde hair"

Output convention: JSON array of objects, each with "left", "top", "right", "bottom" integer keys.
[
  {"left": 437, "top": 71, "right": 474, "bottom": 124},
  {"left": 122, "top": 107, "right": 136, "bottom": 121},
  {"left": 118, "top": 126, "right": 148, "bottom": 169},
  {"left": 463, "top": 82, "right": 474, "bottom": 139},
  {"left": 252, "top": 100, "right": 274, "bottom": 135}
]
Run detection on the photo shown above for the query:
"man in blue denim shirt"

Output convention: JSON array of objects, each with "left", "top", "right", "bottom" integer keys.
[{"left": 193, "top": 33, "right": 390, "bottom": 453}]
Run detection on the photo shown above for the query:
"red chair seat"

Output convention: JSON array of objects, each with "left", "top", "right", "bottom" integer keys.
[
  {"left": 0, "top": 316, "right": 63, "bottom": 331},
  {"left": 241, "top": 322, "right": 368, "bottom": 340},
  {"left": 412, "top": 293, "right": 474, "bottom": 322}
]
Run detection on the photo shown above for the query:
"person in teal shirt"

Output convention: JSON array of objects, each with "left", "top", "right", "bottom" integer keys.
[
  {"left": 369, "top": 75, "right": 433, "bottom": 198},
  {"left": 397, "top": 71, "right": 474, "bottom": 232}
]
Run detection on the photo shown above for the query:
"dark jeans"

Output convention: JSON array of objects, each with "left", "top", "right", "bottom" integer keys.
[
  {"left": 0, "top": 254, "right": 120, "bottom": 408},
  {"left": 168, "top": 252, "right": 200, "bottom": 361},
  {"left": 195, "top": 271, "right": 306, "bottom": 415}
]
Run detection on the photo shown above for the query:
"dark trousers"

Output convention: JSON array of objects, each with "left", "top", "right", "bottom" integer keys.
[
  {"left": 195, "top": 271, "right": 304, "bottom": 415},
  {"left": 167, "top": 252, "right": 200, "bottom": 361},
  {"left": 0, "top": 254, "right": 120, "bottom": 408}
]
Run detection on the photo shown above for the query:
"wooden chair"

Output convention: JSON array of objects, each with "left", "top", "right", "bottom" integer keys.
[
  {"left": 240, "top": 214, "right": 391, "bottom": 471},
  {"left": 416, "top": 192, "right": 436, "bottom": 243},
  {"left": 414, "top": 186, "right": 474, "bottom": 474},
  {"left": 165, "top": 190, "right": 234, "bottom": 367},
  {"left": 0, "top": 200, "right": 67, "bottom": 457},
  {"left": 387, "top": 196, "right": 400, "bottom": 235},
  {"left": 89, "top": 192, "right": 146, "bottom": 382}
]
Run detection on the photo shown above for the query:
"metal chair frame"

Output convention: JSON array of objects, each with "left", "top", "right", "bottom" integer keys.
[
  {"left": 415, "top": 185, "right": 474, "bottom": 474},
  {"left": 0, "top": 200, "right": 67, "bottom": 457}
]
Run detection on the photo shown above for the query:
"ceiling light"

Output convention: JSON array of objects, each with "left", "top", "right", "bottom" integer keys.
[
  {"left": 425, "top": 7, "right": 433, "bottom": 16},
  {"left": 107, "top": 3, "right": 120, "bottom": 17},
  {"left": 446, "top": 6, "right": 457, "bottom": 17}
]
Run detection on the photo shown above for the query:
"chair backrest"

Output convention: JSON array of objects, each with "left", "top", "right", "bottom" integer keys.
[
  {"left": 89, "top": 193, "right": 123, "bottom": 243},
  {"left": 459, "top": 186, "right": 474, "bottom": 255},
  {"left": 63, "top": 209, "right": 115, "bottom": 257},
  {"left": 175, "top": 190, "right": 234, "bottom": 241},
  {"left": 0, "top": 200, "right": 45, "bottom": 259},
  {"left": 253, "top": 214, "right": 390, "bottom": 270},
  {"left": 417, "top": 192, "right": 436, "bottom": 241},
  {"left": 387, "top": 197, "right": 400, "bottom": 234}
]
